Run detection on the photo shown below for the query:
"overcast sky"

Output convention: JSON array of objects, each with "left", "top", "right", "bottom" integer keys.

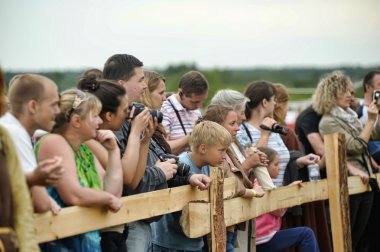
[{"left": 1, "top": 0, "right": 379, "bottom": 71}]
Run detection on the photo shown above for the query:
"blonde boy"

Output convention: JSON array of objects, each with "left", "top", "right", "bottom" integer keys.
[{"left": 152, "top": 121, "right": 232, "bottom": 252}]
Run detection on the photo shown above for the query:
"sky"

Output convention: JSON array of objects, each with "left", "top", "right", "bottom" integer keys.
[{"left": 0, "top": 0, "right": 379, "bottom": 71}]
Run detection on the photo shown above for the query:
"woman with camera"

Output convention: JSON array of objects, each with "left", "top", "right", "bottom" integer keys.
[
  {"left": 315, "top": 71, "right": 380, "bottom": 251},
  {"left": 237, "top": 81, "right": 318, "bottom": 188},
  {"left": 139, "top": 71, "right": 210, "bottom": 251}
]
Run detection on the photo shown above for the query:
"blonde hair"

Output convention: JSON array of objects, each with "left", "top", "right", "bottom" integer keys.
[
  {"left": 0, "top": 68, "right": 6, "bottom": 116},
  {"left": 190, "top": 120, "right": 232, "bottom": 152},
  {"left": 273, "top": 83, "right": 289, "bottom": 124},
  {"left": 142, "top": 70, "right": 166, "bottom": 109},
  {"left": 53, "top": 89, "right": 102, "bottom": 132},
  {"left": 312, "top": 71, "right": 351, "bottom": 115},
  {"left": 141, "top": 70, "right": 167, "bottom": 136}
]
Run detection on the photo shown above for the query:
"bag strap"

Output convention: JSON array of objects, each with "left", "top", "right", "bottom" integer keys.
[{"left": 167, "top": 98, "right": 187, "bottom": 136}]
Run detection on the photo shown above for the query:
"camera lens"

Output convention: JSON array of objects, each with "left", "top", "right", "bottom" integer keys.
[
  {"left": 149, "top": 109, "right": 163, "bottom": 123},
  {"left": 177, "top": 162, "right": 190, "bottom": 177}
]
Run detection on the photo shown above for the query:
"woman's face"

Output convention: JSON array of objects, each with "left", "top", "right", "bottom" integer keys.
[
  {"left": 150, "top": 80, "right": 166, "bottom": 109},
  {"left": 82, "top": 110, "right": 103, "bottom": 139},
  {"left": 108, "top": 95, "right": 129, "bottom": 131},
  {"left": 336, "top": 84, "right": 353, "bottom": 110},
  {"left": 222, "top": 111, "right": 240, "bottom": 140},
  {"left": 264, "top": 95, "right": 277, "bottom": 116}
]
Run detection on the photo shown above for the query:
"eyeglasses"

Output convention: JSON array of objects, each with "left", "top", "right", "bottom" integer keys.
[{"left": 65, "top": 90, "right": 88, "bottom": 121}]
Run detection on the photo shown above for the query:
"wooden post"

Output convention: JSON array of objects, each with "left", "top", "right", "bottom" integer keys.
[
  {"left": 325, "top": 133, "right": 352, "bottom": 252},
  {"left": 209, "top": 166, "right": 226, "bottom": 251}
]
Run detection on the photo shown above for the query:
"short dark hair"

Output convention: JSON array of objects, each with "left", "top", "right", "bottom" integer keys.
[
  {"left": 244, "top": 80, "right": 276, "bottom": 120},
  {"left": 363, "top": 70, "right": 380, "bottom": 92},
  {"left": 103, "top": 54, "right": 143, "bottom": 81},
  {"left": 179, "top": 71, "right": 208, "bottom": 96},
  {"left": 77, "top": 75, "right": 126, "bottom": 117}
]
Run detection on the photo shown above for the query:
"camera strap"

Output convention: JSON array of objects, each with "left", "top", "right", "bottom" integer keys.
[
  {"left": 168, "top": 98, "right": 187, "bottom": 135},
  {"left": 149, "top": 136, "right": 169, "bottom": 162},
  {"left": 242, "top": 123, "right": 253, "bottom": 143}
]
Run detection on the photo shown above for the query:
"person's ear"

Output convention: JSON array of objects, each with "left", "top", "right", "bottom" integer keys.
[
  {"left": 104, "top": 111, "right": 113, "bottom": 123},
  {"left": 27, "top": 100, "right": 38, "bottom": 114},
  {"left": 70, "top": 114, "right": 82, "bottom": 128},
  {"left": 178, "top": 89, "right": 184, "bottom": 99},
  {"left": 199, "top": 143, "right": 207, "bottom": 154}
]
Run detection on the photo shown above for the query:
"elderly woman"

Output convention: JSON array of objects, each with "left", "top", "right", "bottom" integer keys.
[
  {"left": 36, "top": 89, "right": 123, "bottom": 252},
  {"left": 210, "top": 89, "right": 274, "bottom": 190},
  {"left": 203, "top": 104, "right": 265, "bottom": 252},
  {"left": 314, "top": 71, "right": 380, "bottom": 251}
]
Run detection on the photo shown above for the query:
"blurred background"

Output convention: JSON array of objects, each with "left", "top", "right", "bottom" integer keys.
[{"left": 1, "top": 0, "right": 379, "bottom": 124}]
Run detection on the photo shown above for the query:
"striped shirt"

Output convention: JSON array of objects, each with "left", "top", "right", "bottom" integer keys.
[
  {"left": 237, "top": 123, "right": 290, "bottom": 187},
  {"left": 161, "top": 95, "right": 201, "bottom": 141}
]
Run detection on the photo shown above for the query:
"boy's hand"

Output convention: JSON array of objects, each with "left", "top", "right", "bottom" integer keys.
[
  {"left": 156, "top": 159, "right": 178, "bottom": 180},
  {"left": 189, "top": 174, "right": 211, "bottom": 190}
]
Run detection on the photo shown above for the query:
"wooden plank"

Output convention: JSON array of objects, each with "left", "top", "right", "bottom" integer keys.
[
  {"left": 181, "top": 174, "right": 377, "bottom": 238},
  {"left": 209, "top": 167, "right": 226, "bottom": 251},
  {"left": 325, "top": 133, "right": 352, "bottom": 252},
  {"left": 36, "top": 177, "right": 236, "bottom": 243},
  {"left": 181, "top": 179, "right": 329, "bottom": 238}
]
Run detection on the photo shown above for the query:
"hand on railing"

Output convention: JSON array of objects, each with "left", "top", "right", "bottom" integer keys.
[{"left": 189, "top": 174, "right": 211, "bottom": 190}]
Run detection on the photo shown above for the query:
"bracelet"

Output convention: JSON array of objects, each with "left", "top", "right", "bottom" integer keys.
[{"left": 251, "top": 189, "right": 257, "bottom": 197}]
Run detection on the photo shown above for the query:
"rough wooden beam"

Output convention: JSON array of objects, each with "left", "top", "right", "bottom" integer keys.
[
  {"left": 325, "top": 133, "right": 352, "bottom": 252},
  {"left": 209, "top": 167, "right": 226, "bottom": 251},
  {"left": 36, "top": 177, "right": 236, "bottom": 243},
  {"left": 181, "top": 180, "right": 329, "bottom": 238}
]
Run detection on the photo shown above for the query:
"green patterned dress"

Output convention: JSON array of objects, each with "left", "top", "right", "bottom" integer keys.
[{"left": 35, "top": 135, "right": 103, "bottom": 252}]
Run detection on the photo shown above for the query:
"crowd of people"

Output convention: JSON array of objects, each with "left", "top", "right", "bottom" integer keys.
[{"left": 0, "top": 53, "right": 379, "bottom": 252}]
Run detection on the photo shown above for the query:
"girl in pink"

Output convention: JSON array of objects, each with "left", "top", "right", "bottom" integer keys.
[{"left": 255, "top": 147, "right": 320, "bottom": 252}]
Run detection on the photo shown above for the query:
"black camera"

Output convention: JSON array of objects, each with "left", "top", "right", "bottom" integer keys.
[
  {"left": 373, "top": 91, "right": 380, "bottom": 105},
  {"left": 129, "top": 102, "right": 163, "bottom": 123},
  {"left": 260, "top": 123, "right": 289, "bottom": 135},
  {"left": 160, "top": 153, "right": 191, "bottom": 177}
]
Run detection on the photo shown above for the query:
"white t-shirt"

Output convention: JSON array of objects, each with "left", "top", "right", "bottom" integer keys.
[{"left": 0, "top": 112, "right": 37, "bottom": 172}]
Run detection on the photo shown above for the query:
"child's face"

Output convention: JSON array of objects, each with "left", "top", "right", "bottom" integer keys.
[
  {"left": 203, "top": 143, "right": 228, "bottom": 167},
  {"left": 267, "top": 154, "right": 280, "bottom": 179}
]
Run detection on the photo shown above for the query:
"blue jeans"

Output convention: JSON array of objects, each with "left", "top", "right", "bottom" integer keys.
[
  {"left": 226, "top": 230, "right": 237, "bottom": 252},
  {"left": 152, "top": 244, "right": 202, "bottom": 252},
  {"left": 125, "top": 221, "right": 152, "bottom": 252},
  {"left": 257, "top": 227, "right": 319, "bottom": 252}
]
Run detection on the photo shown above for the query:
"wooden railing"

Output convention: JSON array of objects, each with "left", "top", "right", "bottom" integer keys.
[{"left": 35, "top": 134, "right": 376, "bottom": 252}]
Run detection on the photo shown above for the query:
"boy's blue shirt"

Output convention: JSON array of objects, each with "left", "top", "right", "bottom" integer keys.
[{"left": 151, "top": 152, "right": 210, "bottom": 250}]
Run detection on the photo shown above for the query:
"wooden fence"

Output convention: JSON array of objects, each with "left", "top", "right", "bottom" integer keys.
[{"left": 35, "top": 134, "right": 377, "bottom": 252}]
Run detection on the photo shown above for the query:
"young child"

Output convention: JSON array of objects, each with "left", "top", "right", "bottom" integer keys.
[
  {"left": 151, "top": 120, "right": 232, "bottom": 252},
  {"left": 255, "top": 147, "right": 320, "bottom": 252}
]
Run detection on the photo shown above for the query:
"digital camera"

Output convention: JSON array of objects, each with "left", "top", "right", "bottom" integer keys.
[
  {"left": 373, "top": 91, "right": 380, "bottom": 105},
  {"left": 160, "top": 153, "right": 191, "bottom": 177},
  {"left": 260, "top": 123, "right": 289, "bottom": 135},
  {"left": 129, "top": 102, "right": 163, "bottom": 123}
]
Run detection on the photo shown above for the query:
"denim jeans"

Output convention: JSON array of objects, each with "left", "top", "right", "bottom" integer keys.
[
  {"left": 226, "top": 230, "right": 238, "bottom": 252},
  {"left": 152, "top": 244, "right": 202, "bottom": 252},
  {"left": 256, "top": 227, "right": 319, "bottom": 252},
  {"left": 125, "top": 221, "right": 152, "bottom": 252}
]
